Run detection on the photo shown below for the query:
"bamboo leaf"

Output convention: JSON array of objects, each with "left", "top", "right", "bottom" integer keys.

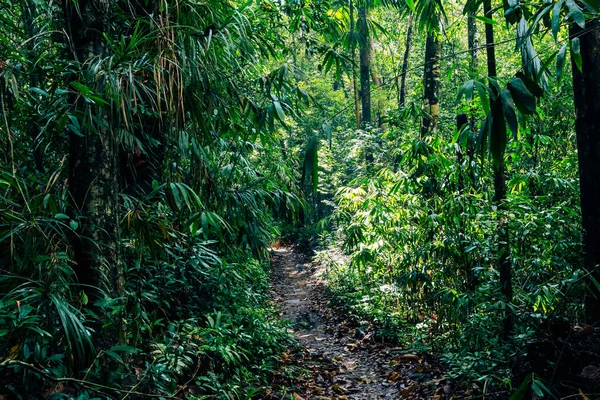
[
  {"left": 556, "top": 42, "right": 568, "bottom": 81},
  {"left": 507, "top": 77, "right": 536, "bottom": 114}
]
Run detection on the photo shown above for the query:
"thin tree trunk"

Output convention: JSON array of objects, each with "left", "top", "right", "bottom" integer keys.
[
  {"left": 467, "top": 11, "right": 478, "bottom": 74},
  {"left": 483, "top": 0, "right": 513, "bottom": 338},
  {"left": 350, "top": 0, "right": 361, "bottom": 128},
  {"left": 64, "top": 0, "right": 121, "bottom": 300},
  {"left": 571, "top": 20, "right": 600, "bottom": 324},
  {"left": 467, "top": 9, "right": 478, "bottom": 133},
  {"left": 353, "top": 77, "right": 361, "bottom": 129},
  {"left": 483, "top": 0, "right": 497, "bottom": 80},
  {"left": 20, "top": 0, "right": 44, "bottom": 173},
  {"left": 420, "top": 31, "right": 441, "bottom": 138},
  {"left": 371, "top": 48, "right": 381, "bottom": 86},
  {"left": 398, "top": 14, "right": 414, "bottom": 109},
  {"left": 358, "top": 3, "right": 371, "bottom": 125}
]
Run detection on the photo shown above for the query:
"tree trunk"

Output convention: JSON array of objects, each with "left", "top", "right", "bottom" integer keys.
[
  {"left": 20, "top": 0, "right": 44, "bottom": 173},
  {"left": 484, "top": 0, "right": 513, "bottom": 338},
  {"left": 420, "top": 31, "right": 441, "bottom": 138},
  {"left": 467, "top": 9, "right": 478, "bottom": 132},
  {"left": 467, "top": 11, "right": 478, "bottom": 74},
  {"left": 571, "top": 20, "right": 600, "bottom": 324},
  {"left": 63, "top": 0, "right": 121, "bottom": 300},
  {"left": 350, "top": 0, "right": 361, "bottom": 128},
  {"left": 398, "top": 14, "right": 414, "bottom": 109},
  {"left": 483, "top": 0, "right": 497, "bottom": 79},
  {"left": 358, "top": 3, "right": 371, "bottom": 125}
]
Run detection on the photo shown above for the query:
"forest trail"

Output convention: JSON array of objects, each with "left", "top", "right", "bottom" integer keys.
[{"left": 271, "top": 246, "right": 445, "bottom": 400}]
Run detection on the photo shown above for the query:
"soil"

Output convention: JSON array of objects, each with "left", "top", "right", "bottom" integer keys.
[{"left": 270, "top": 245, "right": 447, "bottom": 400}]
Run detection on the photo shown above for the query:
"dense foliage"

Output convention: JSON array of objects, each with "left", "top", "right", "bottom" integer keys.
[{"left": 2, "top": 0, "right": 600, "bottom": 398}]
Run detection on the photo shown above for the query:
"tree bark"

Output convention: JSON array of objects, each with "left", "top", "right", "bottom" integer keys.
[
  {"left": 358, "top": 3, "right": 371, "bottom": 125},
  {"left": 467, "top": 11, "right": 478, "bottom": 74},
  {"left": 420, "top": 31, "right": 441, "bottom": 138},
  {"left": 398, "top": 14, "right": 414, "bottom": 109},
  {"left": 467, "top": 9, "right": 478, "bottom": 132},
  {"left": 571, "top": 20, "right": 600, "bottom": 324},
  {"left": 484, "top": 0, "right": 513, "bottom": 338},
  {"left": 20, "top": 0, "right": 44, "bottom": 173},
  {"left": 350, "top": 0, "right": 361, "bottom": 128},
  {"left": 63, "top": 0, "right": 121, "bottom": 299}
]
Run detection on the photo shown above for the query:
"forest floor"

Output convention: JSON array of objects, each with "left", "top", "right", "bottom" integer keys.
[{"left": 269, "top": 245, "right": 448, "bottom": 400}]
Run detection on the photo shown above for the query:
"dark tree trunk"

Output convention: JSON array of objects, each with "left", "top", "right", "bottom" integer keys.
[
  {"left": 420, "top": 32, "right": 441, "bottom": 138},
  {"left": 467, "top": 11, "right": 478, "bottom": 74},
  {"left": 63, "top": 0, "right": 121, "bottom": 299},
  {"left": 484, "top": 0, "right": 513, "bottom": 338},
  {"left": 467, "top": 9, "right": 478, "bottom": 132},
  {"left": 358, "top": 3, "right": 371, "bottom": 125},
  {"left": 20, "top": 0, "right": 44, "bottom": 173},
  {"left": 571, "top": 20, "right": 600, "bottom": 324},
  {"left": 350, "top": 0, "right": 361, "bottom": 128},
  {"left": 483, "top": 0, "right": 497, "bottom": 79},
  {"left": 398, "top": 14, "right": 414, "bottom": 109}
]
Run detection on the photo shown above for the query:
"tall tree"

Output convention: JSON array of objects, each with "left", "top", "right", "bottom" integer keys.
[
  {"left": 358, "top": 0, "right": 372, "bottom": 125},
  {"left": 467, "top": 7, "right": 478, "bottom": 74},
  {"left": 63, "top": 0, "right": 122, "bottom": 299},
  {"left": 398, "top": 14, "right": 414, "bottom": 109},
  {"left": 483, "top": 0, "right": 513, "bottom": 337},
  {"left": 415, "top": 0, "right": 445, "bottom": 138},
  {"left": 19, "top": 0, "right": 44, "bottom": 172},
  {"left": 350, "top": 0, "right": 361, "bottom": 128},
  {"left": 571, "top": 19, "right": 600, "bottom": 323},
  {"left": 420, "top": 31, "right": 441, "bottom": 138}
]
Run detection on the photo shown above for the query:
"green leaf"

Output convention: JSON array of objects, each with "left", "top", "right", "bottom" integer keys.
[
  {"left": 29, "top": 87, "right": 49, "bottom": 97},
  {"left": 556, "top": 42, "right": 568, "bottom": 81},
  {"left": 566, "top": 0, "right": 585, "bottom": 28},
  {"left": 202, "top": 213, "right": 209, "bottom": 239},
  {"left": 169, "top": 183, "right": 181, "bottom": 210},
  {"left": 571, "top": 37, "right": 582, "bottom": 71},
  {"left": 510, "top": 374, "right": 532, "bottom": 400},
  {"left": 474, "top": 15, "right": 496, "bottom": 25},
  {"left": 303, "top": 137, "right": 319, "bottom": 191},
  {"left": 474, "top": 81, "right": 491, "bottom": 114},
  {"left": 323, "top": 122, "right": 332, "bottom": 148},
  {"left": 507, "top": 77, "right": 536, "bottom": 114},
  {"left": 67, "top": 115, "right": 83, "bottom": 137},
  {"left": 533, "top": 378, "right": 552, "bottom": 397},
  {"left": 80, "top": 290, "right": 88, "bottom": 305},
  {"left": 476, "top": 114, "right": 492, "bottom": 159},
  {"left": 531, "top": 381, "right": 544, "bottom": 397},
  {"left": 552, "top": 0, "right": 564, "bottom": 40},
  {"left": 457, "top": 80, "right": 474, "bottom": 103},
  {"left": 110, "top": 345, "right": 141, "bottom": 354},
  {"left": 500, "top": 88, "right": 518, "bottom": 136},
  {"left": 405, "top": 0, "right": 415, "bottom": 13},
  {"left": 55, "top": 213, "right": 69, "bottom": 220},
  {"left": 70, "top": 220, "right": 79, "bottom": 230},
  {"left": 273, "top": 100, "right": 285, "bottom": 122},
  {"left": 516, "top": 71, "right": 544, "bottom": 98}
]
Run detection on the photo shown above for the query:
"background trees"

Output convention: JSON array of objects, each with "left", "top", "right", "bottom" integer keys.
[{"left": 1, "top": 0, "right": 599, "bottom": 398}]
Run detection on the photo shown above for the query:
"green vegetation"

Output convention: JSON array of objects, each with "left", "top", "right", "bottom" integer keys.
[{"left": 1, "top": 0, "right": 600, "bottom": 398}]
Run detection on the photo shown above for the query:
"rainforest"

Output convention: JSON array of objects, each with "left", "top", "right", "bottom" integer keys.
[{"left": 1, "top": 0, "right": 600, "bottom": 399}]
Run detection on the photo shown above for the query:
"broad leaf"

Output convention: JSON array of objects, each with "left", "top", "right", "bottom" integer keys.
[{"left": 507, "top": 77, "right": 536, "bottom": 114}]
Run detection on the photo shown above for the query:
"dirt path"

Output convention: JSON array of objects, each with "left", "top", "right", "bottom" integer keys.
[{"left": 271, "top": 246, "right": 444, "bottom": 400}]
